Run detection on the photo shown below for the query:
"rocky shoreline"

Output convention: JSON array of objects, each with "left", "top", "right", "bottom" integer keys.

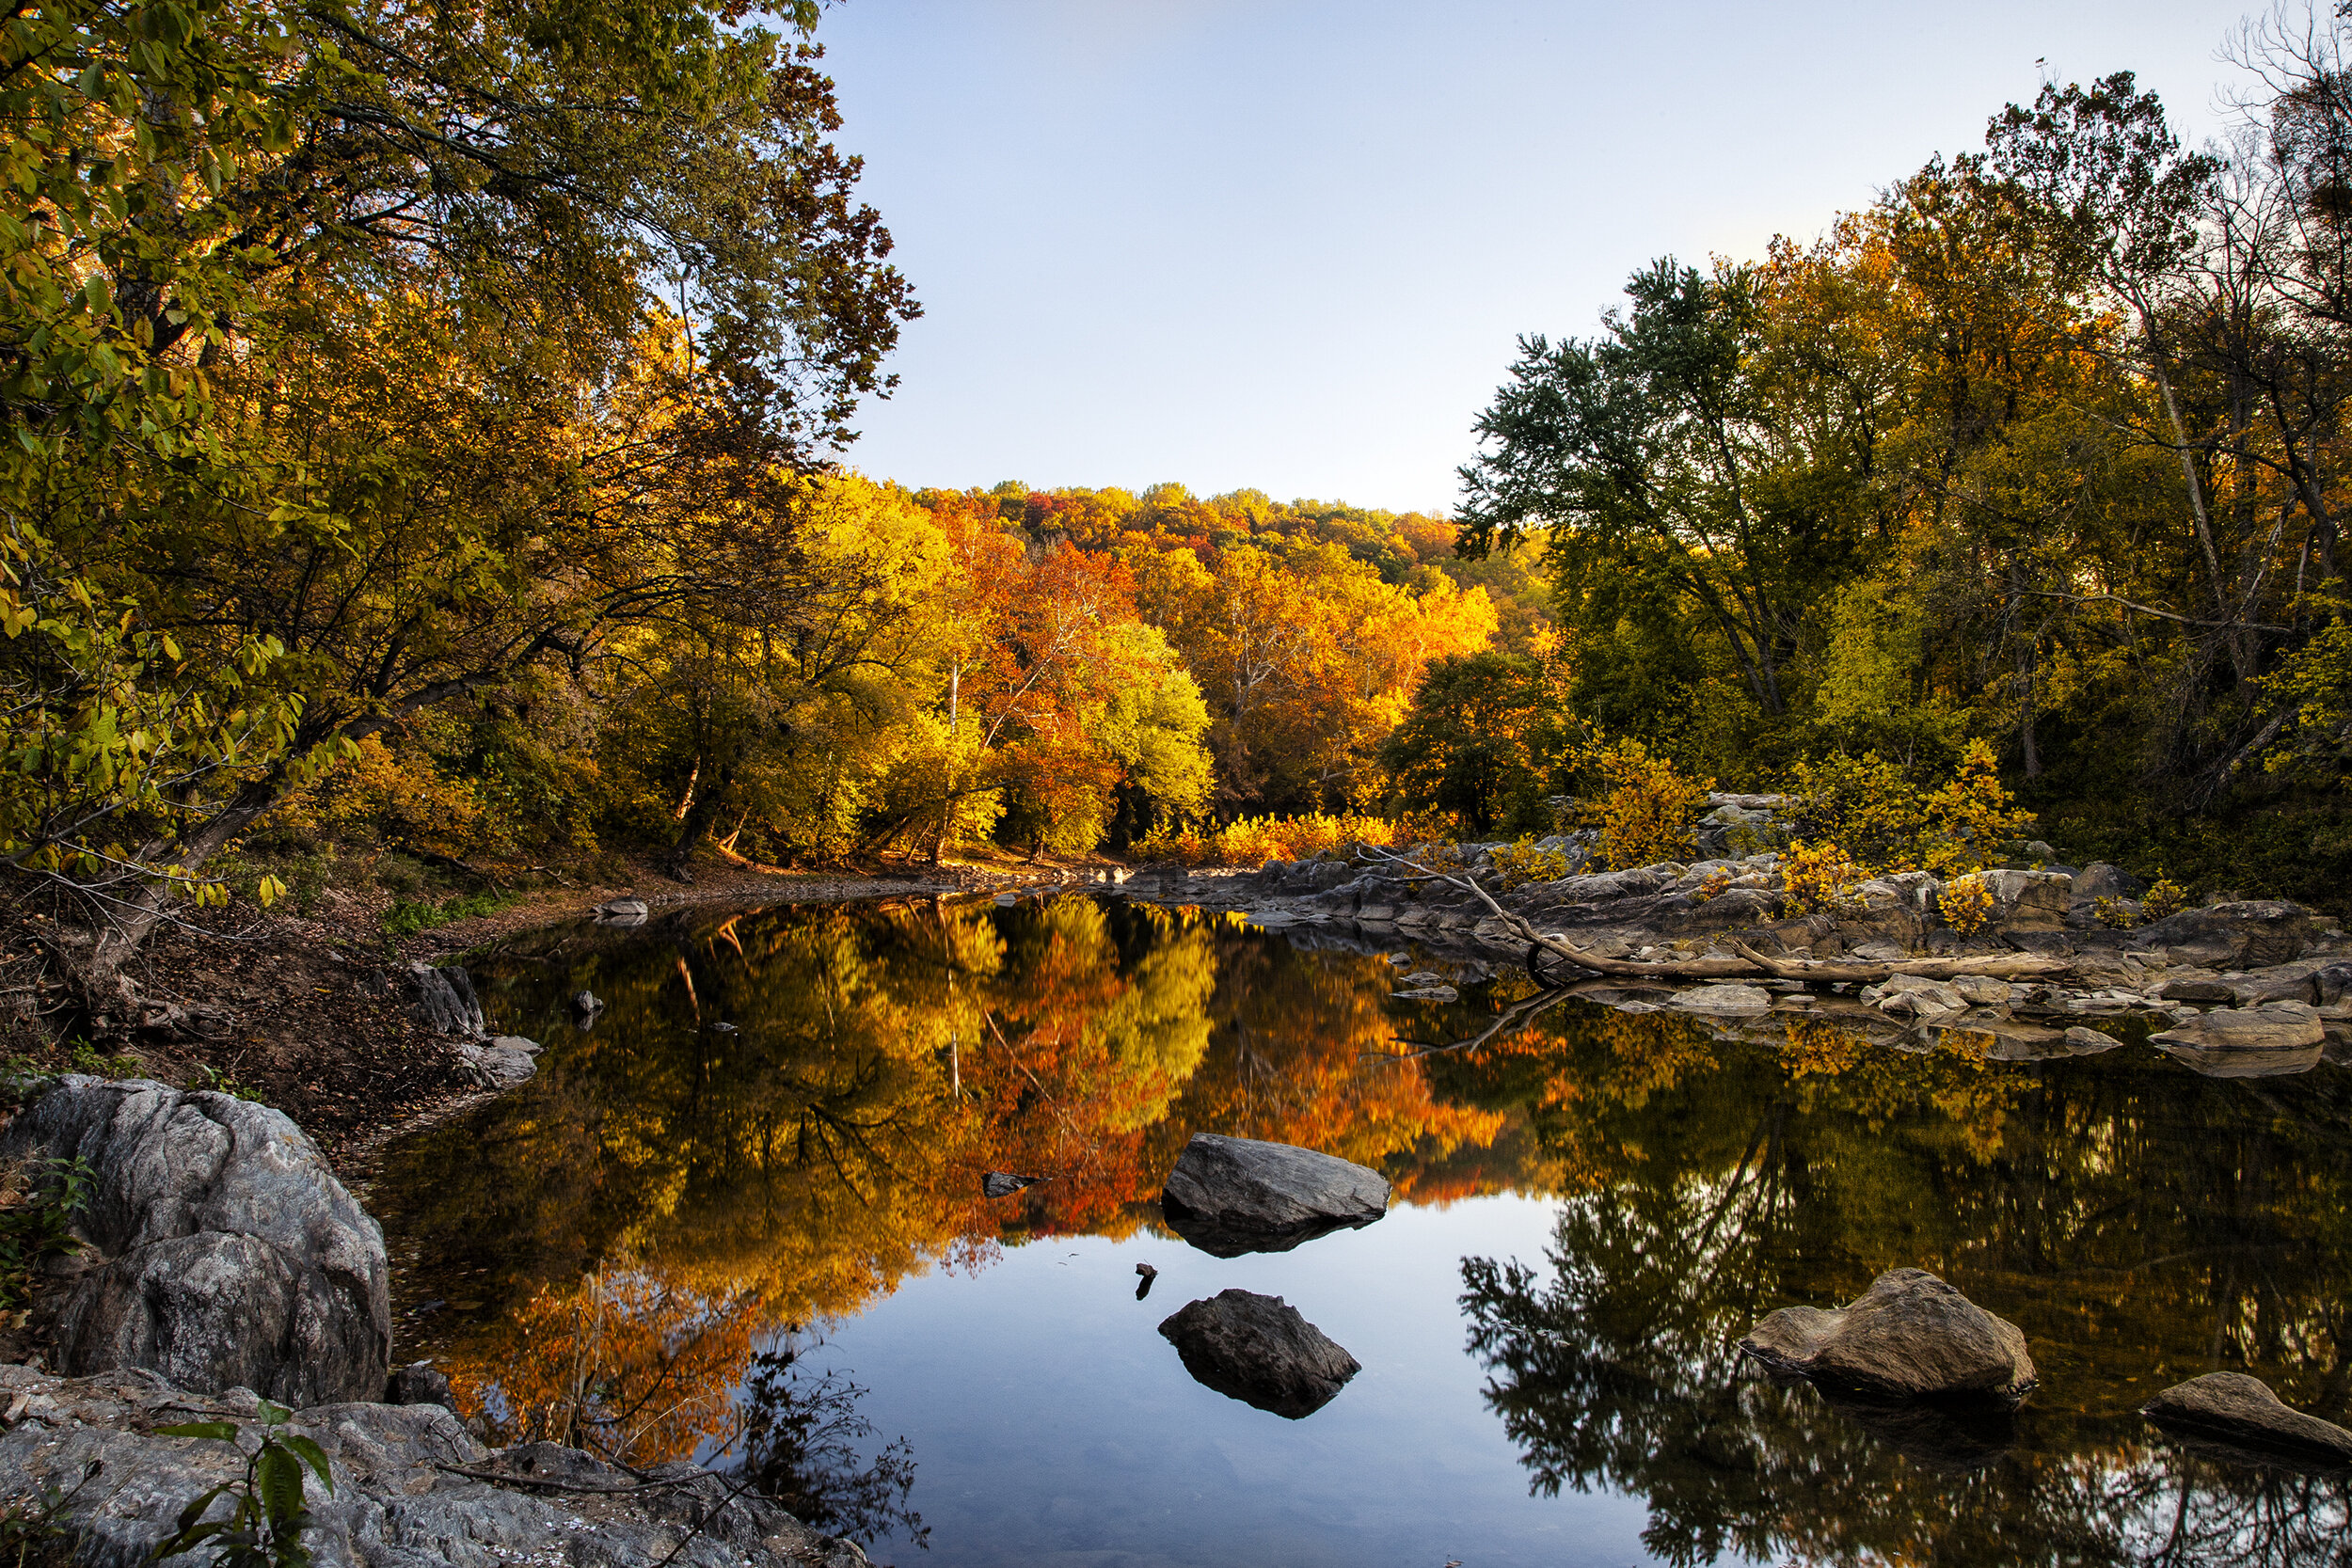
[{"left": 1116, "top": 800, "right": 2352, "bottom": 1074}]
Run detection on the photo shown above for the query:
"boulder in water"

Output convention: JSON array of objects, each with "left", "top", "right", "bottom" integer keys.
[
  {"left": 1739, "top": 1267, "right": 2036, "bottom": 1402},
  {"left": 0, "top": 1078, "right": 390, "bottom": 1407},
  {"left": 1157, "top": 1289, "right": 1359, "bottom": 1418},
  {"left": 1160, "top": 1133, "right": 1389, "bottom": 1257},
  {"left": 2142, "top": 1372, "right": 2352, "bottom": 1469}
]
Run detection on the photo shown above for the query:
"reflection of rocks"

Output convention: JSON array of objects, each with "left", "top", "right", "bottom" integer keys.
[
  {"left": 1755, "top": 1366, "right": 2017, "bottom": 1471},
  {"left": 2151, "top": 1002, "right": 2325, "bottom": 1077},
  {"left": 0, "top": 1077, "right": 390, "bottom": 1406},
  {"left": 980, "top": 1171, "right": 1041, "bottom": 1198},
  {"left": 1161, "top": 1132, "right": 1389, "bottom": 1257},
  {"left": 1740, "top": 1268, "right": 2036, "bottom": 1402},
  {"left": 1669, "top": 983, "right": 1771, "bottom": 1013},
  {"left": 1157, "top": 1289, "right": 1360, "bottom": 1418},
  {"left": 2143, "top": 1372, "right": 2352, "bottom": 1470},
  {"left": 594, "top": 896, "right": 650, "bottom": 925}
]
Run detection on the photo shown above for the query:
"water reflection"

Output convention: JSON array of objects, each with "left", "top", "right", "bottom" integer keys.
[{"left": 365, "top": 895, "right": 2352, "bottom": 1566}]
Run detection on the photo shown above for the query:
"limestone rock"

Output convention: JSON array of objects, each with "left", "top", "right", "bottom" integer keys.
[
  {"left": 1980, "top": 870, "right": 2073, "bottom": 932},
  {"left": 2134, "top": 901, "right": 2317, "bottom": 969},
  {"left": 594, "top": 896, "right": 651, "bottom": 925},
  {"left": 1873, "top": 976, "right": 1969, "bottom": 1021},
  {"left": 1157, "top": 1289, "right": 1360, "bottom": 1418},
  {"left": 455, "top": 1036, "right": 538, "bottom": 1089},
  {"left": 1739, "top": 1267, "right": 2036, "bottom": 1402},
  {"left": 2150, "top": 1001, "right": 2324, "bottom": 1055},
  {"left": 2142, "top": 1371, "right": 2352, "bottom": 1469},
  {"left": 1161, "top": 1133, "right": 1389, "bottom": 1258},
  {"left": 1669, "top": 983, "right": 1772, "bottom": 1013},
  {"left": 0, "top": 1363, "right": 869, "bottom": 1566},
  {"left": 406, "top": 962, "right": 484, "bottom": 1039},
  {"left": 384, "top": 1361, "right": 451, "bottom": 1408},
  {"left": 0, "top": 1077, "right": 390, "bottom": 1406}
]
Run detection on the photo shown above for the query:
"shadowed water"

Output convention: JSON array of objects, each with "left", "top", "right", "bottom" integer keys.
[{"left": 365, "top": 895, "right": 2352, "bottom": 1567}]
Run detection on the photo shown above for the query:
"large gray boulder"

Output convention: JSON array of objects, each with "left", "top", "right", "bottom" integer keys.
[
  {"left": 2150, "top": 1002, "right": 2324, "bottom": 1078},
  {"left": 2142, "top": 1372, "right": 2352, "bottom": 1470},
  {"left": 1157, "top": 1289, "right": 1360, "bottom": 1418},
  {"left": 1161, "top": 1133, "right": 1390, "bottom": 1257},
  {"left": 2132, "top": 901, "right": 2319, "bottom": 969},
  {"left": 1739, "top": 1268, "right": 2036, "bottom": 1402},
  {"left": 0, "top": 1077, "right": 389, "bottom": 1406},
  {"left": 0, "top": 1364, "right": 869, "bottom": 1566}
]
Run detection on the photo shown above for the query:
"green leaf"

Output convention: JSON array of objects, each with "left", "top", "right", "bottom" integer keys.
[
  {"left": 281, "top": 1433, "right": 335, "bottom": 1493},
  {"left": 156, "top": 1420, "right": 240, "bottom": 1441},
  {"left": 256, "top": 1443, "right": 305, "bottom": 1522}
]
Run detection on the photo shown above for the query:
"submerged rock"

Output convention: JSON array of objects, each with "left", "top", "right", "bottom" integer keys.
[
  {"left": 0, "top": 1077, "right": 389, "bottom": 1407},
  {"left": 1160, "top": 1133, "right": 1390, "bottom": 1258},
  {"left": 981, "top": 1171, "right": 1041, "bottom": 1198},
  {"left": 1739, "top": 1268, "right": 2036, "bottom": 1403},
  {"left": 1157, "top": 1289, "right": 1360, "bottom": 1418},
  {"left": 2142, "top": 1372, "right": 2352, "bottom": 1470}
]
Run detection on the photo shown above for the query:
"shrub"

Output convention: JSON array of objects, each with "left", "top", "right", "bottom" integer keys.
[
  {"left": 1490, "top": 838, "right": 1572, "bottom": 890},
  {"left": 2142, "top": 876, "right": 2188, "bottom": 921},
  {"left": 1783, "top": 840, "right": 1868, "bottom": 916},
  {"left": 1692, "top": 868, "right": 1733, "bottom": 903},
  {"left": 1788, "top": 739, "right": 2034, "bottom": 876},
  {"left": 1584, "top": 738, "right": 1712, "bottom": 870},
  {"left": 1134, "top": 813, "right": 1440, "bottom": 868},
  {"left": 2091, "top": 894, "right": 2138, "bottom": 929},
  {"left": 1941, "top": 872, "right": 1995, "bottom": 935},
  {"left": 0, "top": 1156, "right": 91, "bottom": 1317}
]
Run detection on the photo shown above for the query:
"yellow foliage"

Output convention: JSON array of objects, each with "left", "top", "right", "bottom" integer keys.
[
  {"left": 1940, "top": 872, "right": 1994, "bottom": 935},
  {"left": 1491, "top": 837, "right": 1572, "bottom": 890},
  {"left": 1783, "top": 839, "right": 1868, "bottom": 915},
  {"left": 2142, "top": 877, "right": 2187, "bottom": 920},
  {"left": 1788, "top": 739, "right": 2033, "bottom": 875},
  {"left": 1692, "top": 868, "right": 1733, "bottom": 903},
  {"left": 1136, "top": 812, "right": 1438, "bottom": 868},
  {"left": 1584, "top": 737, "right": 1712, "bottom": 870},
  {"left": 2091, "top": 894, "right": 2137, "bottom": 929}
]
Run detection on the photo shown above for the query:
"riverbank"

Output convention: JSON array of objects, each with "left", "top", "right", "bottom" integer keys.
[{"left": 0, "top": 854, "right": 1029, "bottom": 1171}]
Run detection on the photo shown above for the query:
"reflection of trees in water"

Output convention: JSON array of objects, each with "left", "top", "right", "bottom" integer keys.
[
  {"left": 734, "top": 1334, "right": 928, "bottom": 1551},
  {"left": 373, "top": 895, "right": 1518, "bottom": 1474},
  {"left": 1450, "top": 1006, "right": 2352, "bottom": 1566}
]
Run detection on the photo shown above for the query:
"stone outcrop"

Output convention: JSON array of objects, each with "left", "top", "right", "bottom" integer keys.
[
  {"left": 0, "top": 1077, "right": 389, "bottom": 1407},
  {"left": 1156, "top": 1290, "right": 1360, "bottom": 1419},
  {"left": 406, "top": 961, "right": 485, "bottom": 1039},
  {"left": 0, "top": 1364, "right": 869, "bottom": 1566},
  {"left": 1739, "top": 1268, "right": 2036, "bottom": 1403},
  {"left": 1160, "top": 1133, "right": 1390, "bottom": 1257},
  {"left": 2150, "top": 1002, "right": 2325, "bottom": 1078},
  {"left": 455, "top": 1035, "right": 540, "bottom": 1089},
  {"left": 2142, "top": 1371, "right": 2352, "bottom": 1469}
]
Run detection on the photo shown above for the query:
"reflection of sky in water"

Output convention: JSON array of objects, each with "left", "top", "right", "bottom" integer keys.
[{"left": 800, "top": 1195, "right": 1637, "bottom": 1568}]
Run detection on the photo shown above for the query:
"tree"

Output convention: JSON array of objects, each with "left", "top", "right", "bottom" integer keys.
[
  {"left": 0, "top": 0, "right": 917, "bottom": 991},
  {"left": 1379, "top": 652, "right": 1576, "bottom": 834}
]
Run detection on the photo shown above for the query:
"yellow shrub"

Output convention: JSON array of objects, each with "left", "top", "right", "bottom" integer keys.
[
  {"left": 1135, "top": 813, "right": 1441, "bottom": 868},
  {"left": 1491, "top": 837, "right": 1571, "bottom": 890},
  {"left": 2142, "top": 877, "right": 2188, "bottom": 921},
  {"left": 1940, "top": 872, "right": 1994, "bottom": 935},
  {"left": 1692, "top": 868, "right": 1733, "bottom": 903},
  {"left": 2091, "top": 894, "right": 2137, "bottom": 929},
  {"left": 1585, "top": 738, "right": 1712, "bottom": 870},
  {"left": 1783, "top": 839, "right": 1868, "bottom": 916},
  {"left": 1788, "top": 739, "right": 2034, "bottom": 876}
]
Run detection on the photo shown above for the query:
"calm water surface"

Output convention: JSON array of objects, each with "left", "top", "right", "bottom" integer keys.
[{"left": 365, "top": 895, "right": 2352, "bottom": 1567}]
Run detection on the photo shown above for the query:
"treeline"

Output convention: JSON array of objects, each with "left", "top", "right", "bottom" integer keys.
[
  {"left": 1394, "top": 29, "right": 2352, "bottom": 908},
  {"left": 278, "top": 480, "right": 1528, "bottom": 872}
]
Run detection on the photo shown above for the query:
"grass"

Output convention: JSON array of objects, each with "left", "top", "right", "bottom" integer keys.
[{"left": 381, "top": 888, "right": 516, "bottom": 936}]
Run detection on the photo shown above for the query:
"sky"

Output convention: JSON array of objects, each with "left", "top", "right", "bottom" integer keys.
[{"left": 813, "top": 0, "right": 2268, "bottom": 514}]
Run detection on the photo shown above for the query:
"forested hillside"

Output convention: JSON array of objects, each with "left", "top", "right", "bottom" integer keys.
[{"left": 16, "top": 0, "right": 2352, "bottom": 970}]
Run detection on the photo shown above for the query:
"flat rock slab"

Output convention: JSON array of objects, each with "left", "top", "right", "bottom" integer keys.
[
  {"left": 1157, "top": 1289, "right": 1360, "bottom": 1418},
  {"left": 0, "top": 1364, "right": 868, "bottom": 1566},
  {"left": 0, "top": 1077, "right": 389, "bottom": 1406},
  {"left": 2142, "top": 1372, "right": 2352, "bottom": 1470},
  {"left": 2151, "top": 1001, "right": 2324, "bottom": 1052},
  {"left": 1161, "top": 1133, "right": 1389, "bottom": 1258},
  {"left": 1740, "top": 1267, "right": 2036, "bottom": 1403}
]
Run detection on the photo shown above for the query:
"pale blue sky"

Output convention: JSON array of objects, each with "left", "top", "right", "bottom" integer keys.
[{"left": 815, "top": 0, "right": 2261, "bottom": 513}]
